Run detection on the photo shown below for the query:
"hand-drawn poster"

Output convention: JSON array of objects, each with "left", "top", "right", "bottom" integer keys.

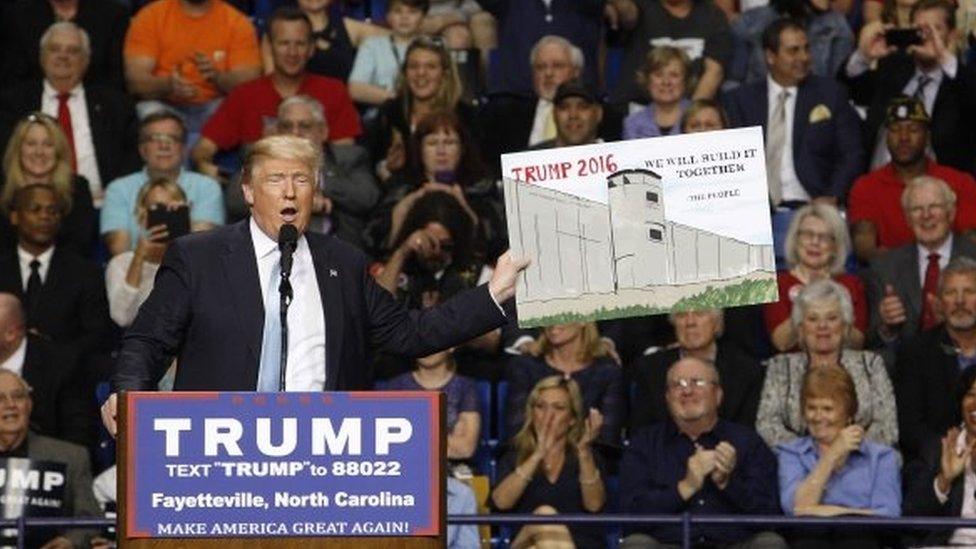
[{"left": 501, "top": 126, "right": 777, "bottom": 327}]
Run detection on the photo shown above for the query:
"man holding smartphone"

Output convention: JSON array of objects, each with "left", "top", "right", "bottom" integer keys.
[{"left": 840, "top": 0, "right": 976, "bottom": 174}]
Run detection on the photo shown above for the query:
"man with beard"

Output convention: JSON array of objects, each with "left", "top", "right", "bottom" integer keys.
[
  {"left": 619, "top": 357, "right": 786, "bottom": 548},
  {"left": 895, "top": 257, "right": 976, "bottom": 461},
  {"left": 848, "top": 96, "right": 976, "bottom": 264}
]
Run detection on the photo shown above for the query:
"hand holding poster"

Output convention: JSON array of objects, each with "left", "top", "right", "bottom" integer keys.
[{"left": 501, "top": 127, "right": 777, "bottom": 327}]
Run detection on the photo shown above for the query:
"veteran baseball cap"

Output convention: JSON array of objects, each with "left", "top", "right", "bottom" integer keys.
[{"left": 885, "top": 96, "right": 930, "bottom": 126}]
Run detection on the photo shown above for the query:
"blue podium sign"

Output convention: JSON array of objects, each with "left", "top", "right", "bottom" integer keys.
[{"left": 124, "top": 391, "right": 441, "bottom": 538}]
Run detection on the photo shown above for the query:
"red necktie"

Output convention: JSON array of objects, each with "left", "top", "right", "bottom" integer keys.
[
  {"left": 57, "top": 92, "right": 76, "bottom": 170},
  {"left": 921, "top": 252, "right": 941, "bottom": 331}
]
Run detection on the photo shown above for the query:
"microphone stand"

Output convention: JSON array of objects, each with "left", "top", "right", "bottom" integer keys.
[{"left": 278, "top": 274, "right": 293, "bottom": 392}]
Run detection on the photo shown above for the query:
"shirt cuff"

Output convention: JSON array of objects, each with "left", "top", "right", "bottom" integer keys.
[
  {"left": 845, "top": 50, "right": 871, "bottom": 77},
  {"left": 941, "top": 54, "right": 958, "bottom": 79},
  {"left": 933, "top": 477, "right": 950, "bottom": 504},
  {"left": 505, "top": 336, "right": 535, "bottom": 356},
  {"left": 488, "top": 286, "right": 506, "bottom": 317}
]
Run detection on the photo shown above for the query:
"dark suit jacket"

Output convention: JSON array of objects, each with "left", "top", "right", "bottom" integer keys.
[
  {"left": 321, "top": 143, "right": 380, "bottom": 249},
  {"left": 903, "top": 435, "right": 964, "bottom": 546},
  {"left": 895, "top": 326, "right": 970, "bottom": 461},
  {"left": 0, "top": 0, "right": 128, "bottom": 89},
  {"left": 628, "top": 344, "right": 765, "bottom": 431},
  {"left": 22, "top": 336, "right": 93, "bottom": 449},
  {"left": 724, "top": 75, "right": 864, "bottom": 200},
  {"left": 840, "top": 52, "right": 976, "bottom": 174},
  {"left": 0, "top": 246, "right": 110, "bottom": 356},
  {"left": 0, "top": 80, "right": 140, "bottom": 185},
  {"left": 113, "top": 219, "right": 508, "bottom": 392},
  {"left": 865, "top": 234, "right": 976, "bottom": 346}
]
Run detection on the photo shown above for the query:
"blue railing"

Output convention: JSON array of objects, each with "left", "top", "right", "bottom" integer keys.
[{"left": 21, "top": 514, "right": 976, "bottom": 548}]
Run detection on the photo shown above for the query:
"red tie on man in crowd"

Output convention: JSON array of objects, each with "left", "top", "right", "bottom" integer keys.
[
  {"left": 920, "top": 252, "right": 941, "bottom": 331},
  {"left": 57, "top": 92, "right": 76, "bottom": 170}
]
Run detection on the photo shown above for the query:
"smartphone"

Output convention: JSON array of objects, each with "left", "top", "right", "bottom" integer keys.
[
  {"left": 146, "top": 204, "right": 190, "bottom": 241},
  {"left": 884, "top": 27, "right": 923, "bottom": 48},
  {"left": 434, "top": 170, "right": 456, "bottom": 184}
]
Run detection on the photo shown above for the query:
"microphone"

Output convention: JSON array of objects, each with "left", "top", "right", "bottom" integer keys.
[{"left": 278, "top": 224, "right": 298, "bottom": 281}]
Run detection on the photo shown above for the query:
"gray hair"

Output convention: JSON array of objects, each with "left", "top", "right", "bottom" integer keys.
[
  {"left": 529, "top": 35, "right": 585, "bottom": 72},
  {"left": 39, "top": 21, "right": 91, "bottom": 58},
  {"left": 277, "top": 94, "right": 326, "bottom": 123},
  {"left": 784, "top": 203, "right": 851, "bottom": 274},
  {"left": 938, "top": 256, "right": 976, "bottom": 294},
  {"left": 668, "top": 308, "right": 725, "bottom": 338},
  {"left": 789, "top": 279, "right": 855, "bottom": 331},
  {"left": 901, "top": 175, "right": 957, "bottom": 213}
]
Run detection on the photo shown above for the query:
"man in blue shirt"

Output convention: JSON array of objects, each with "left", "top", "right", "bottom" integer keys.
[
  {"left": 100, "top": 110, "right": 225, "bottom": 256},
  {"left": 620, "top": 357, "right": 786, "bottom": 548}
]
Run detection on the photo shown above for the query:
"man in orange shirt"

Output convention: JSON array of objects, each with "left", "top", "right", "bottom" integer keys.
[{"left": 123, "top": 0, "right": 261, "bottom": 147}]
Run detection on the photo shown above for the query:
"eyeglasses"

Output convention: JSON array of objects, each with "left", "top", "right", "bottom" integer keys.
[
  {"left": 140, "top": 133, "right": 182, "bottom": 145},
  {"left": 0, "top": 390, "right": 30, "bottom": 405},
  {"left": 667, "top": 377, "right": 717, "bottom": 391},
  {"left": 797, "top": 229, "right": 836, "bottom": 244},
  {"left": 277, "top": 120, "right": 322, "bottom": 133},
  {"left": 907, "top": 203, "right": 948, "bottom": 217},
  {"left": 44, "top": 43, "right": 85, "bottom": 56}
]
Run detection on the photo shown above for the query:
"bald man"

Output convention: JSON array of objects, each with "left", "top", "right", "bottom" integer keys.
[{"left": 0, "top": 293, "right": 92, "bottom": 448}]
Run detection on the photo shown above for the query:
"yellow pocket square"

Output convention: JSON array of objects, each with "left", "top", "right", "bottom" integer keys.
[{"left": 809, "top": 104, "right": 832, "bottom": 123}]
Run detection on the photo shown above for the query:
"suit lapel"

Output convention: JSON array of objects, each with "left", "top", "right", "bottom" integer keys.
[
  {"left": 309, "top": 234, "right": 343, "bottom": 391},
  {"left": 219, "top": 222, "right": 264, "bottom": 377}
]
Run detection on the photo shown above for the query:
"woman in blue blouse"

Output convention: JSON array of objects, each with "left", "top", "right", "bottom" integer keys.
[
  {"left": 777, "top": 366, "right": 901, "bottom": 548},
  {"left": 622, "top": 46, "right": 691, "bottom": 140}
]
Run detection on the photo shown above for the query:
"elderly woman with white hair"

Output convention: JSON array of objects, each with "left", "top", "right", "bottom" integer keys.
[
  {"left": 764, "top": 203, "right": 868, "bottom": 353},
  {"left": 756, "top": 279, "right": 897, "bottom": 448}
]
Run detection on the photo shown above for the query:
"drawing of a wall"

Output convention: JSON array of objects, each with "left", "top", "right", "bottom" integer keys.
[
  {"left": 504, "top": 179, "right": 616, "bottom": 303},
  {"left": 504, "top": 169, "right": 774, "bottom": 304}
]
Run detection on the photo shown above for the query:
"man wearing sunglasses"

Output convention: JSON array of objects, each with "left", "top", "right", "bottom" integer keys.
[{"left": 619, "top": 357, "right": 787, "bottom": 549}]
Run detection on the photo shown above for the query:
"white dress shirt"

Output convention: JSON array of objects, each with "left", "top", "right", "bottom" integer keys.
[
  {"left": 0, "top": 338, "right": 26, "bottom": 377},
  {"left": 917, "top": 234, "right": 953, "bottom": 286},
  {"left": 41, "top": 80, "right": 102, "bottom": 204},
  {"left": 767, "top": 76, "right": 809, "bottom": 202},
  {"left": 250, "top": 219, "right": 327, "bottom": 391},
  {"left": 528, "top": 98, "right": 554, "bottom": 147},
  {"left": 104, "top": 251, "right": 160, "bottom": 328},
  {"left": 17, "top": 246, "right": 54, "bottom": 291}
]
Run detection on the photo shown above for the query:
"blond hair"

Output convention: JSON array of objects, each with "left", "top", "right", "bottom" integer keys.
[
  {"left": 512, "top": 376, "right": 585, "bottom": 466},
  {"left": 1, "top": 115, "right": 74, "bottom": 214},
  {"left": 242, "top": 135, "right": 323, "bottom": 185},
  {"left": 528, "top": 322, "right": 607, "bottom": 364}
]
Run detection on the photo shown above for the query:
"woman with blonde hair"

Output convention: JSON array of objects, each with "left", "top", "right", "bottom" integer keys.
[
  {"left": 104, "top": 177, "right": 188, "bottom": 327},
  {"left": 1, "top": 113, "right": 95, "bottom": 254},
  {"left": 493, "top": 376, "right": 606, "bottom": 549},
  {"left": 505, "top": 323, "right": 623, "bottom": 452},
  {"left": 373, "top": 37, "right": 478, "bottom": 182},
  {"left": 764, "top": 203, "right": 867, "bottom": 352}
]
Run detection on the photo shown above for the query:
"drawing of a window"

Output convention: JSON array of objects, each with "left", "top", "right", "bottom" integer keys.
[
  {"left": 645, "top": 191, "right": 659, "bottom": 203},
  {"left": 648, "top": 226, "right": 664, "bottom": 242}
]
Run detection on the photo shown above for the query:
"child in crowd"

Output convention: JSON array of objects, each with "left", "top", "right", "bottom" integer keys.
[{"left": 348, "top": 0, "right": 429, "bottom": 111}]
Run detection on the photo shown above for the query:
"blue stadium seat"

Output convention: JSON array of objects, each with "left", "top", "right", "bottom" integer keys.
[
  {"left": 495, "top": 380, "right": 509, "bottom": 444},
  {"left": 473, "top": 380, "right": 495, "bottom": 479}
]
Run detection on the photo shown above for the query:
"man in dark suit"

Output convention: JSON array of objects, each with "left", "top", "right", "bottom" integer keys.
[
  {"left": 481, "top": 35, "right": 584, "bottom": 167},
  {"left": 629, "top": 309, "right": 764, "bottom": 431},
  {"left": 0, "top": 21, "right": 139, "bottom": 200},
  {"left": 865, "top": 176, "right": 976, "bottom": 354},
  {"left": 840, "top": 0, "right": 976, "bottom": 174},
  {"left": 0, "top": 184, "right": 111, "bottom": 358},
  {"left": 0, "top": 294, "right": 92, "bottom": 448},
  {"left": 0, "top": 369, "right": 102, "bottom": 548},
  {"left": 895, "top": 257, "right": 976, "bottom": 462},
  {"left": 102, "top": 134, "right": 528, "bottom": 435},
  {"left": 725, "top": 18, "right": 864, "bottom": 205}
]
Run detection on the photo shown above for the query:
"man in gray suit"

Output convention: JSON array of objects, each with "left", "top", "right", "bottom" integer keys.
[
  {"left": 273, "top": 94, "right": 379, "bottom": 249},
  {"left": 866, "top": 175, "right": 976, "bottom": 354},
  {"left": 0, "top": 369, "right": 101, "bottom": 548}
]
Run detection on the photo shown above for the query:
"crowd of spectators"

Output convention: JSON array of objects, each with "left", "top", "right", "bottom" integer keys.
[{"left": 3, "top": 0, "right": 976, "bottom": 546}]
